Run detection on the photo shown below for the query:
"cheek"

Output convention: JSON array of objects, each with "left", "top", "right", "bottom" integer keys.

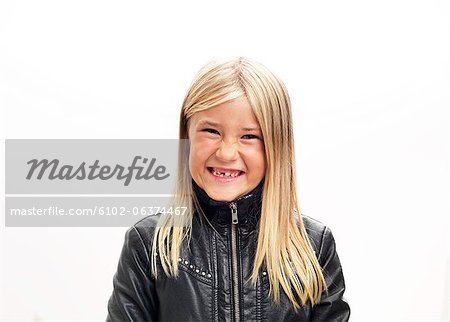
[
  {"left": 189, "top": 141, "right": 210, "bottom": 168},
  {"left": 246, "top": 146, "right": 266, "bottom": 169},
  {"left": 192, "top": 137, "right": 216, "bottom": 154},
  {"left": 188, "top": 151, "right": 205, "bottom": 181}
]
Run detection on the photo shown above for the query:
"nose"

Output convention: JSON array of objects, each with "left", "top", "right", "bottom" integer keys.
[{"left": 215, "top": 140, "right": 239, "bottom": 161}]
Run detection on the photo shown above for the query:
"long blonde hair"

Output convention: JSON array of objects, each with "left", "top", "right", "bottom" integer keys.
[{"left": 151, "top": 56, "right": 328, "bottom": 311}]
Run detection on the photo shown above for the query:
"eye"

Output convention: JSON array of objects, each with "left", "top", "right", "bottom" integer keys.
[
  {"left": 202, "top": 128, "right": 220, "bottom": 135},
  {"left": 242, "top": 134, "right": 260, "bottom": 140}
]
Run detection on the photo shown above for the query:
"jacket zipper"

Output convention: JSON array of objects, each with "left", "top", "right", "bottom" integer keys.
[{"left": 230, "top": 202, "right": 240, "bottom": 322}]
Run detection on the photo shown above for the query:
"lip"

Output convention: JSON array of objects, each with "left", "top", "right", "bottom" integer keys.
[{"left": 206, "top": 167, "right": 246, "bottom": 183}]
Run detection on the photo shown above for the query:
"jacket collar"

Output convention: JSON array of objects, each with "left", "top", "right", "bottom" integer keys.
[{"left": 192, "top": 177, "right": 265, "bottom": 231}]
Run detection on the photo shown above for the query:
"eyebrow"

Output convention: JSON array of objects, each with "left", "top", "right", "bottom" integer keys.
[{"left": 197, "top": 120, "right": 261, "bottom": 132}]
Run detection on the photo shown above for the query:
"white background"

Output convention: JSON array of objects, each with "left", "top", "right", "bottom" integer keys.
[{"left": 1, "top": 1, "right": 449, "bottom": 321}]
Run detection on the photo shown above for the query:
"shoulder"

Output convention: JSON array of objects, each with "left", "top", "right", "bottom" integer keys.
[
  {"left": 300, "top": 213, "right": 326, "bottom": 240},
  {"left": 125, "top": 214, "right": 163, "bottom": 254},
  {"left": 299, "top": 213, "right": 335, "bottom": 262}
]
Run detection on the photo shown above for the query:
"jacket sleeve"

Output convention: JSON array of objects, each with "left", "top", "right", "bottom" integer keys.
[
  {"left": 310, "top": 226, "right": 351, "bottom": 322},
  {"left": 106, "top": 226, "right": 158, "bottom": 322}
]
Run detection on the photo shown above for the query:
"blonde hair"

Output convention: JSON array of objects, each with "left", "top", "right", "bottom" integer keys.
[{"left": 151, "top": 56, "right": 328, "bottom": 311}]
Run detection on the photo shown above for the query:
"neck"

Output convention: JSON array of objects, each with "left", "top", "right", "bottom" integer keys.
[{"left": 191, "top": 178, "right": 265, "bottom": 232}]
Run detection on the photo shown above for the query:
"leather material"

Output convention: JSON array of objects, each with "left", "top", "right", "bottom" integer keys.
[{"left": 106, "top": 179, "right": 350, "bottom": 321}]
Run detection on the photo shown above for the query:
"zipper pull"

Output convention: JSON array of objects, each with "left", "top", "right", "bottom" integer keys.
[{"left": 230, "top": 202, "right": 238, "bottom": 224}]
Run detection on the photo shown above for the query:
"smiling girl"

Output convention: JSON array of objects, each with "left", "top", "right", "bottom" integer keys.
[{"left": 107, "top": 57, "right": 351, "bottom": 321}]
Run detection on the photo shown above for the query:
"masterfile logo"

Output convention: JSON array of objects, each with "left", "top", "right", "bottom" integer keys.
[{"left": 26, "top": 156, "right": 170, "bottom": 186}]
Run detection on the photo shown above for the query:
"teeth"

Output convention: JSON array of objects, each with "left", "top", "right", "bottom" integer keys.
[{"left": 211, "top": 168, "right": 240, "bottom": 177}]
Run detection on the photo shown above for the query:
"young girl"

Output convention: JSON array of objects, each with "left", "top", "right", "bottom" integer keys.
[{"left": 106, "top": 57, "right": 350, "bottom": 321}]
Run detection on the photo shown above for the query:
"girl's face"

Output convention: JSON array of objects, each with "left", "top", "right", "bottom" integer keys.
[{"left": 188, "top": 97, "right": 266, "bottom": 202}]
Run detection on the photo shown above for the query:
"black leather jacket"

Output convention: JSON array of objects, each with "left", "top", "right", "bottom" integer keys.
[{"left": 106, "top": 179, "right": 350, "bottom": 321}]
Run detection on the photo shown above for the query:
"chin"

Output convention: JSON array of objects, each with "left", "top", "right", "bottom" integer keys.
[
  {"left": 209, "top": 193, "right": 234, "bottom": 202},
  {"left": 205, "top": 189, "right": 238, "bottom": 202}
]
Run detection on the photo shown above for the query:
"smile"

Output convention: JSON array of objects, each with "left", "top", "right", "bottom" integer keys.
[{"left": 207, "top": 167, "right": 245, "bottom": 181}]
